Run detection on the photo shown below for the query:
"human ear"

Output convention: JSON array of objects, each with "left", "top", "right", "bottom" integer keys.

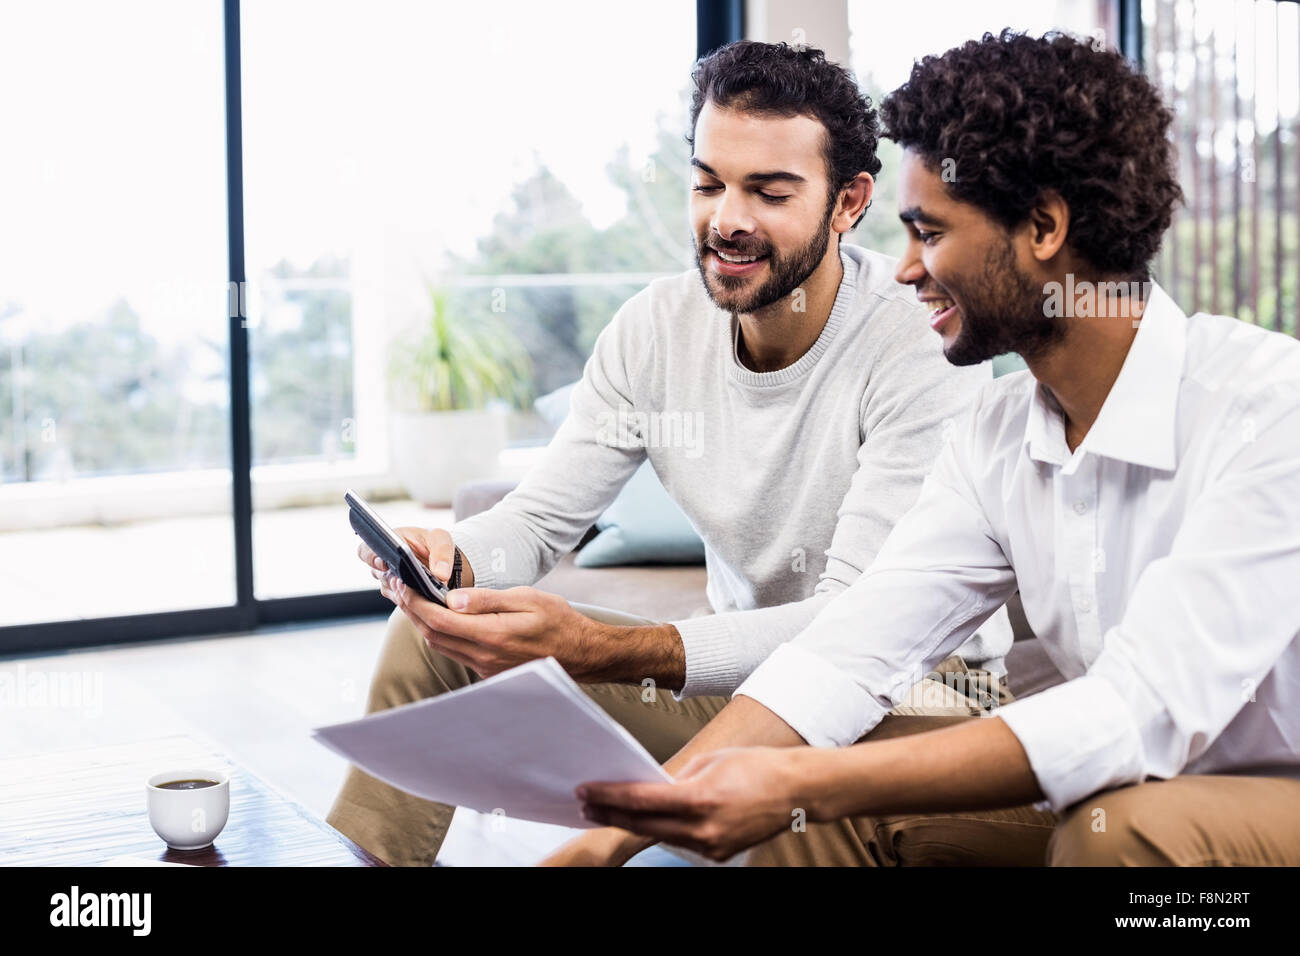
[
  {"left": 833, "top": 172, "right": 875, "bottom": 235},
  {"left": 1026, "top": 190, "right": 1069, "bottom": 262}
]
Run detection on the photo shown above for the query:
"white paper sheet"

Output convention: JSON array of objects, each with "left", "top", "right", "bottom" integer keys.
[{"left": 311, "top": 657, "right": 672, "bottom": 830}]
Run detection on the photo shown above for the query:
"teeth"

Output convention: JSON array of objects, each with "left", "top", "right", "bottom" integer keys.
[
  {"left": 929, "top": 299, "right": 954, "bottom": 315},
  {"left": 717, "top": 250, "right": 759, "bottom": 263}
]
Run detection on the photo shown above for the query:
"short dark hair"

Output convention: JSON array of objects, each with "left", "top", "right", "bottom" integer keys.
[
  {"left": 687, "top": 40, "right": 883, "bottom": 229},
  {"left": 880, "top": 29, "right": 1184, "bottom": 278}
]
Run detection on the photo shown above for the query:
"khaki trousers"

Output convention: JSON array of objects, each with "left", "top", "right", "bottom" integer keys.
[
  {"left": 327, "top": 605, "right": 1013, "bottom": 865},
  {"left": 326, "top": 607, "right": 1300, "bottom": 866}
]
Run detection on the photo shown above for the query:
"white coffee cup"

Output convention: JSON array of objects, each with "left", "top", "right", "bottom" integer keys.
[{"left": 146, "top": 770, "right": 230, "bottom": 850}]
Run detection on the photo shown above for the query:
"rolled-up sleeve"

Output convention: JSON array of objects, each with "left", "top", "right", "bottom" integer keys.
[
  {"left": 994, "top": 673, "right": 1147, "bottom": 810},
  {"left": 999, "top": 393, "right": 1300, "bottom": 810},
  {"left": 727, "top": 642, "right": 890, "bottom": 748}
]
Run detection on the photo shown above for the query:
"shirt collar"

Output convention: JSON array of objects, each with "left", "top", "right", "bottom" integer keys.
[{"left": 1023, "top": 281, "right": 1187, "bottom": 474}]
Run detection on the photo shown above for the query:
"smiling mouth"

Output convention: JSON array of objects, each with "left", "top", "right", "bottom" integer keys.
[
  {"left": 713, "top": 249, "right": 766, "bottom": 264},
  {"left": 920, "top": 295, "right": 959, "bottom": 332},
  {"left": 922, "top": 296, "right": 954, "bottom": 318},
  {"left": 708, "top": 247, "right": 770, "bottom": 277}
]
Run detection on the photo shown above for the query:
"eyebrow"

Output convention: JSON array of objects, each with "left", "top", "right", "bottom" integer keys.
[
  {"left": 899, "top": 206, "right": 949, "bottom": 228},
  {"left": 691, "top": 157, "right": 807, "bottom": 186}
]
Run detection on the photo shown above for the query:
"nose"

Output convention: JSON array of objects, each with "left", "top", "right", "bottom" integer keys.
[
  {"left": 894, "top": 237, "right": 926, "bottom": 287},
  {"left": 711, "top": 188, "right": 755, "bottom": 243}
]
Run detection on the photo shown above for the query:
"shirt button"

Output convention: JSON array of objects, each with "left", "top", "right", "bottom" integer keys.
[
  {"left": 1073, "top": 500, "right": 1088, "bottom": 514},
  {"left": 1077, "top": 596, "right": 1092, "bottom": 612}
]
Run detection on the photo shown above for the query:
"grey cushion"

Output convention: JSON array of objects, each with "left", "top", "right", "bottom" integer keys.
[
  {"left": 532, "top": 382, "right": 705, "bottom": 568},
  {"left": 452, "top": 479, "right": 519, "bottom": 522}
]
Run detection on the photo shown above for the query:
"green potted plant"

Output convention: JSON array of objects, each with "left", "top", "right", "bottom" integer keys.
[{"left": 387, "top": 283, "right": 533, "bottom": 505}]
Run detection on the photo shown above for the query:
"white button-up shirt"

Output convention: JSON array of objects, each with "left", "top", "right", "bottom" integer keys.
[{"left": 735, "top": 283, "right": 1300, "bottom": 811}]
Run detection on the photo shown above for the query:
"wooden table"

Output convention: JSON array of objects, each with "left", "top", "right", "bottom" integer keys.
[{"left": 0, "top": 735, "right": 385, "bottom": 866}]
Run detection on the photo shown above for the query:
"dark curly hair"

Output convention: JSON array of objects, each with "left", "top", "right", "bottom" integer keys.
[
  {"left": 687, "top": 40, "right": 883, "bottom": 229},
  {"left": 880, "top": 29, "right": 1184, "bottom": 278}
]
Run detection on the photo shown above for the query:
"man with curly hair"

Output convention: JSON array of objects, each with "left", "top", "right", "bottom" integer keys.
[{"left": 559, "top": 29, "right": 1300, "bottom": 866}]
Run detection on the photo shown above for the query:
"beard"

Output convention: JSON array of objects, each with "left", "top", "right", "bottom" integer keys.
[
  {"left": 941, "top": 236, "right": 1067, "bottom": 366},
  {"left": 694, "top": 208, "right": 832, "bottom": 315}
]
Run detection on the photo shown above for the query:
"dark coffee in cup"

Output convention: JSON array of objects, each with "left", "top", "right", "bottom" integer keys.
[{"left": 157, "top": 779, "right": 220, "bottom": 791}]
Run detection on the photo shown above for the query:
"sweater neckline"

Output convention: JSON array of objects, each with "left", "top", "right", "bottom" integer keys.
[{"left": 726, "top": 248, "right": 858, "bottom": 387}]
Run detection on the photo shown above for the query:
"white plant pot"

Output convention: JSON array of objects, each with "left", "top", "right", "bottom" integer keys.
[{"left": 390, "top": 407, "right": 508, "bottom": 506}]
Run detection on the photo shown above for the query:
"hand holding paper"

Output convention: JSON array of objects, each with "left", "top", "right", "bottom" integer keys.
[{"left": 312, "top": 657, "right": 671, "bottom": 830}]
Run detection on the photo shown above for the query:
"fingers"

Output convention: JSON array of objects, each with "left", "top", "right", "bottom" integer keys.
[
  {"left": 574, "top": 800, "right": 739, "bottom": 861},
  {"left": 390, "top": 593, "right": 488, "bottom": 672},
  {"left": 377, "top": 570, "right": 401, "bottom": 604},
  {"left": 577, "top": 781, "right": 698, "bottom": 815},
  {"left": 398, "top": 584, "right": 475, "bottom": 634},
  {"left": 420, "top": 629, "right": 486, "bottom": 673},
  {"left": 395, "top": 582, "right": 521, "bottom": 642},
  {"left": 444, "top": 586, "right": 535, "bottom": 614},
  {"left": 390, "top": 526, "right": 429, "bottom": 563},
  {"left": 357, "top": 541, "right": 385, "bottom": 572},
  {"left": 357, "top": 525, "right": 458, "bottom": 582},
  {"left": 423, "top": 528, "right": 458, "bottom": 584},
  {"left": 578, "top": 806, "right": 704, "bottom": 847},
  {"left": 394, "top": 526, "right": 457, "bottom": 583}
]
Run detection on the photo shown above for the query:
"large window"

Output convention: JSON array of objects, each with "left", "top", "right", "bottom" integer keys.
[
  {"left": 0, "top": 0, "right": 708, "bottom": 646},
  {"left": 0, "top": 1, "right": 234, "bottom": 626}
]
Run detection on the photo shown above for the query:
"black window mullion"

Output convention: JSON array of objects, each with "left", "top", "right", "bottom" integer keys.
[
  {"left": 697, "top": 0, "right": 743, "bottom": 60},
  {"left": 225, "top": 0, "right": 256, "bottom": 630},
  {"left": 1118, "top": 0, "right": 1143, "bottom": 67}
]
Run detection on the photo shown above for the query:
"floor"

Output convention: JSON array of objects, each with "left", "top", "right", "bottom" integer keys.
[{"left": 0, "top": 613, "right": 685, "bottom": 866}]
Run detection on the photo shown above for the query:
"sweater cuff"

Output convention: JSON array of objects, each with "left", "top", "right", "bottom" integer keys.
[
  {"left": 448, "top": 526, "right": 499, "bottom": 591},
  {"left": 670, "top": 615, "right": 741, "bottom": 699}
]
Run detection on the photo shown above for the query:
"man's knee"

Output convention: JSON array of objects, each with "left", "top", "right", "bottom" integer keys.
[
  {"left": 1051, "top": 775, "right": 1300, "bottom": 866},
  {"left": 364, "top": 606, "right": 476, "bottom": 713},
  {"left": 1048, "top": 784, "right": 1178, "bottom": 866},
  {"left": 580, "top": 680, "right": 727, "bottom": 764}
]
